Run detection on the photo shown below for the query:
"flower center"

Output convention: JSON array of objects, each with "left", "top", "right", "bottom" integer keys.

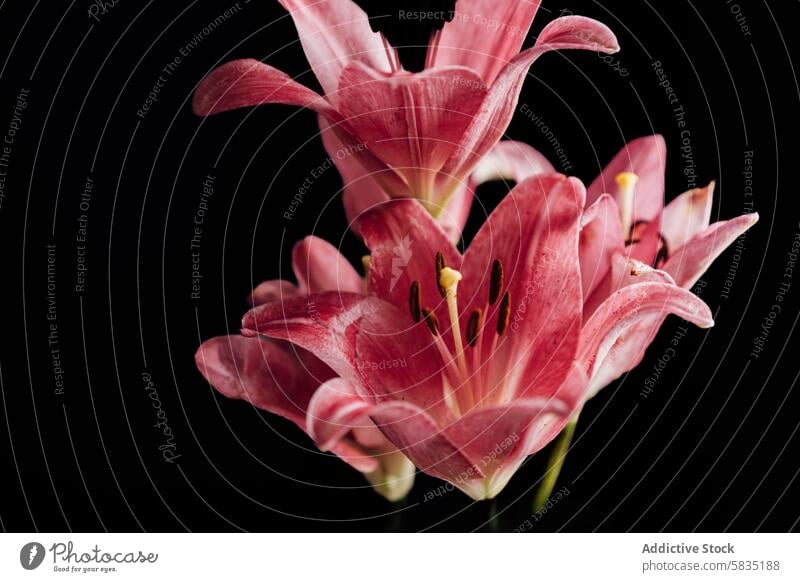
[
  {"left": 408, "top": 254, "right": 512, "bottom": 416},
  {"left": 615, "top": 172, "right": 670, "bottom": 268}
]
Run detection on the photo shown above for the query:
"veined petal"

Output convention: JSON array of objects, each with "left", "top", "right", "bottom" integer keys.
[
  {"left": 368, "top": 401, "right": 484, "bottom": 494},
  {"left": 305, "top": 377, "right": 417, "bottom": 501},
  {"left": 336, "top": 63, "right": 487, "bottom": 203},
  {"left": 461, "top": 174, "right": 585, "bottom": 400},
  {"left": 307, "top": 377, "right": 379, "bottom": 450},
  {"left": 444, "top": 364, "right": 587, "bottom": 499},
  {"left": 442, "top": 16, "right": 618, "bottom": 184},
  {"left": 579, "top": 273, "right": 714, "bottom": 398},
  {"left": 584, "top": 252, "right": 675, "bottom": 318},
  {"left": 277, "top": 0, "right": 390, "bottom": 96},
  {"left": 359, "top": 198, "right": 461, "bottom": 315},
  {"left": 318, "top": 115, "right": 408, "bottom": 223},
  {"left": 292, "top": 236, "right": 364, "bottom": 294},
  {"left": 580, "top": 194, "right": 624, "bottom": 300},
  {"left": 661, "top": 182, "right": 715, "bottom": 253},
  {"left": 664, "top": 213, "right": 759, "bottom": 288},
  {"left": 242, "top": 291, "right": 447, "bottom": 412},
  {"left": 434, "top": 0, "right": 542, "bottom": 86},
  {"left": 195, "top": 335, "right": 331, "bottom": 428},
  {"left": 436, "top": 181, "right": 475, "bottom": 242},
  {"left": 193, "top": 59, "right": 338, "bottom": 118},
  {"left": 241, "top": 291, "right": 377, "bottom": 391},
  {"left": 195, "top": 335, "right": 382, "bottom": 473},
  {"left": 587, "top": 135, "right": 666, "bottom": 219}
]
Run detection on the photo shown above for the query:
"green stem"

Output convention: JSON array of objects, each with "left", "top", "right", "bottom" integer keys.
[{"left": 533, "top": 419, "right": 578, "bottom": 512}]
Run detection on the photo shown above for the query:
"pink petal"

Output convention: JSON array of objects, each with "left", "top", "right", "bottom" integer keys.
[
  {"left": 442, "top": 16, "right": 619, "bottom": 185},
  {"left": 248, "top": 280, "right": 300, "bottom": 307},
  {"left": 241, "top": 292, "right": 378, "bottom": 392},
  {"left": 335, "top": 63, "right": 487, "bottom": 204},
  {"left": 368, "top": 401, "right": 484, "bottom": 492},
  {"left": 358, "top": 198, "right": 462, "bottom": 316},
  {"left": 306, "top": 377, "right": 378, "bottom": 449},
  {"left": 460, "top": 174, "right": 585, "bottom": 400},
  {"left": 318, "top": 115, "right": 409, "bottom": 227},
  {"left": 434, "top": 141, "right": 555, "bottom": 243},
  {"left": 277, "top": 0, "right": 390, "bottom": 96},
  {"left": 193, "top": 59, "right": 337, "bottom": 118},
  {"left": 195, "top": 335, "right": 380, "bottom": 473},
  {"left": 661, "top": 182, "right": 715, "bottom": 253},
  {"left": 469, "top": 140, "right": 555, "bottom": 185},
  {"left": 444, "top": 364, "right": 587, "bottom": 498},
  {"left": 580, "top": 194, "right": 624, "bottom": 300},
  {"left": 434, "top": 0, "right": 542, "bottom": 86},
  {"left": 579, "top": 271, "right": 714, "bottom": 397},
  {"left": 663, "top": 213, "right": 759, "bottom": 288},
  {"left": 436, "top": 181, "right": 475, "bottom": 242},
  {"left": 195, "top": 335, "right": 332, "bottom": 428},
  {"left": 306, "top": 378, "right": 418, "bottom": 498},
  {"left": 628, "top": 215, "right": 663, "bottom": 267},
  {"left": 242, "top": 292, "right": 447, "bottom": 414},
  {"left": 292, "top": 236, "right": 364, "bottom": 294},
  {"left": 587, "top": 135, "right": 666, "bottom": 220},
  {"left": 584, "top": 252, "right": 675, "bottom": 318}
]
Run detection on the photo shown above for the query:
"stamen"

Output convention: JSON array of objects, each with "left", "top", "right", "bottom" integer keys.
[
  {"left": 625, "top": 220, "right": 649, "bottom": 246},
  {"left": 409, "top": 281, "right": 422, "bottom": 323},
  {"left": 466, "top": 309, "right": 484, "bottom": 347},
  {"left": 489, "top": 258, "right": 504, "bottom": 305},
  {"left": 362, "top": 255, "right": 371, "bottom": 294},
  {"left": 654, "top": 235, "right": 670, "bottom": 268},
  {"left": 381, "top": 34, "right": 399, "bottom": 72},
  {"left": 439, "top": 266, "right": 469, "bottom": 379},
  {"left": 497, "top": 291, "right": 511, "bottom": 336},
  {"left": 615, "top": 172, "right": 639, "bottom": 238},
  {"left": 422, "top": 308, "right": 440, "bottom": 336},
  {"left": 426, "top": 29, "right": 442, "bottom": 70},
  {"left": 435, "top": 251, "right": 447, "bottom": 297}
]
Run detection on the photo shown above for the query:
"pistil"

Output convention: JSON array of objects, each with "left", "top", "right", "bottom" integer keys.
[
  {"left": 615, "top": 172, "right": 639, "bottom": 238},
  {"left": 439, "top": 266, "right": 469, "bottom": 381}
]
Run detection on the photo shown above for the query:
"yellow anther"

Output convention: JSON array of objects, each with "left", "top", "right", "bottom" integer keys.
[
  {"left": 615, "top": 172, "right": 639, "bottom": 238},
  {"left": 615, "top": 172, "right": 639, "bottom": 191},
  {"left": 439, "top": 266, "right": 462, "bottom": 297}
]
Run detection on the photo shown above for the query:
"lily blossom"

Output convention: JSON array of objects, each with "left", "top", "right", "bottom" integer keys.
[
  {"left": 242, "top": 174, "right": 637, "bottom": 499},
  {"left": 195, "top": 236, "right": 415, "bottom": 501},
  {"left": 192, "top": 0, "right": 618, "bottom": 237},
  {"left": 461, "top": 135, "right": 758, "bottom": 400},
  {"left": 578, "top": 135, "right": 759, "bottom": 396}
]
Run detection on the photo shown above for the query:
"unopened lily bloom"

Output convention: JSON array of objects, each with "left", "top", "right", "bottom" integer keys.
[
  {"left": 240, "top": 174, "right": 712, "bottom": 499},
  {"left": 192, "top": 0, "right": 618, "bottom": 238},
  {"left": 195, "top": 237, "right": 415, "bottom": 501}
]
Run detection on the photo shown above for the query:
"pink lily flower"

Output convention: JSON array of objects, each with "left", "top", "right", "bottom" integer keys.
[
  {"left": 239, "top": 173, "right": 711, "bottom": 500},
  {"left": 192, "top": 0, "right": 618, "bottom": 238},
  {"left": 578, "top": 135, "right": 759, "bottom": 396},
  {"left": 485, "top": 135, "right": 759, "bottom": 398},
  {"left": 195, "top": 236, "right": 416, "bottom": 501}
]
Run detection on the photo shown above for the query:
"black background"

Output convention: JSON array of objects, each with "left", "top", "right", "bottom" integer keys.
[{"left": 1, "top": 0, "right": 799, "bottom": 532}]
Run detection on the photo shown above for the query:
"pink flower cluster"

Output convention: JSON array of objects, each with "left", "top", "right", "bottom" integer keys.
[{"left": 193, "top": 0, "right": 757, "bottom": 501}]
